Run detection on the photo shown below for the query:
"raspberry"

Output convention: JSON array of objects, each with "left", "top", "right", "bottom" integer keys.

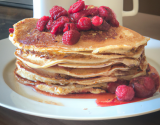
[
  {"left": 46, "top": 16, "right": 70, "bottom": 31},
  {"left": 36, "top": 16, "right": 50, "bottom": 31},
  {"left": 77, "top": 17, "right": 92, "bottom": 30},
  {"left": 63, "top": 23, "right": 77, "bottom": 32},
  {"left": 56, "top": 16, "right": 70, "bottom": 23},
  {"left": 129, "top": 76, "right": 156, "bottom": 98},
  {"left": 148, "top": 65, "right": 160, "bottom": 91},
  {"left": 85, "top": 5, "right": 99, "bottom": 16},
  {"left": 92, "top": 20, "right": 110, "bottom": 31},
  {"left": 50, "top": 6, "right": 68, "bottom": 20},
  {"left": 62, "top": 30, "right": 80, "bottom": 45},
  {"left": 50, "top": 20, "right": 65, "bottom": 35},
  {"left": 116, "top": 85, "right": 135, "bottom": 101},
  {"left": 69, "top": 10, "right": 87, "bottom": 23},
  {"left": 46, "top": 18, "right": 54, "bottom": 30},
  {"left": 91, "top": 16, "right": 103, "bottom": 26},
  {"left": 107, "top": 80, "right": 128, "bottom": 94},
  {"left": 63, "top": 23, "right": 70, "bottom": 32},
  {"left": 68, "top": 0, "right": 85, "bottom": 14},
  {"left": 84, "top": 5, "right": 89, "bottom": 10},
  {"left": 99, "top": 6, "right": 113, "bottom": 21},
  {"left": 110, "top": 18, "right": 119, "bottom": 27},
  {"left": 9, "top": 28, "right": 14, "bottom": 33},
  {"left": 150, "top": 73, "right": 160, "bottom": 91}
]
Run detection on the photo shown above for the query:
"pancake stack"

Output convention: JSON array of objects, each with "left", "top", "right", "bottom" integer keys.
[{"left": 9, "top": 18, "right": 150, "bottom": 95}]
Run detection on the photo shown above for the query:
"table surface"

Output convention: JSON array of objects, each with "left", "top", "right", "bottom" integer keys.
[{"left": 0, "top": 12, "right": 160, "bottom": 125}]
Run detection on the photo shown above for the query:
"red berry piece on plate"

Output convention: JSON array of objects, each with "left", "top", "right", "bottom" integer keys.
[
  {"left": 150, "top": 73, "right": 160, "bottom": 92},
  {"left": 46, "top": 18, "right": 54, "bottom": 30},
  {"left": 9, "top": 28, "right": 14, "bottom": 33},
  {"left": 116, "top": 85, "right": 135, "bottom": 101},
  {"left": 63, "top": 23, "right": 77, "bottom": 32},
  {"left": 69, "top": 10, "right": 87, "bottom": 23},
  {"left": 91, "top": 16, "right": 103, "bottom": 26},
  {"left": 62, "top": 30, "right": 80, "bottom": 45},
  {"left": 46, "top": 16, "right": 70, "bottom": 31},
  {"left": 63, "top": 23, "right": 70, "bottom": 32},
  {"left": 85, "top": 5, "right": 99, "bottom": 16},
  {"left": 50, "top": 20, "right": 65, "bottom": 35},
  {"left": 99, "top": 6, "right": 113, "bottom": 21},
  {"left": 107, "top": 80, "right": 128, "bottom": 94},
  {"left": 77, "top": 17, "right": 92, "bottom": 30},
  {"left": 56, "top": 16, "right": 70, "bottom": 23},
  {"left": 84, "top": 5, "right": 89, "bottom": 10},
  {"left": 68, "top": 0, "right": 85, "bottom": 14},
  {"left": 50, "top": 6, "right": 68, "bottom": 20},
  {"left": 69, "top": 23, "right": 78, "bottom": 30},
  {"left": 36, "top": 16, "right": 50, "bottom": 31},
  {"left": 110, "top": 18, "right": 119, "bottom": 27},
  {"left": 148, "top": 65, "right": 160, "bottom": 91},
  {"left": 92, "top": 20, "right": 110, "bottom": 31},
  {"left": 129, "top": 76, "right": 156, "bottom": 98}
]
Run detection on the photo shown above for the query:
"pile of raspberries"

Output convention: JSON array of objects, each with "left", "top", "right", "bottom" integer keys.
[
  {"left": 106, "top": 67, "right": 160, "bottom": 101},
  {"left": 36, "top": 0, "right": 119, "bottom": 45}
]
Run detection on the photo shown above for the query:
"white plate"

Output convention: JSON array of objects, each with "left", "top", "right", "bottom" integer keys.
[{"left": 0, "top": 38, "right": 160, "bottom": 120}]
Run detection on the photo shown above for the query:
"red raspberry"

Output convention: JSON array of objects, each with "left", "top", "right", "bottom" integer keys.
[
  {"left": 150, "top": 73, "right": 160, "bottom": 92},
  {"left": 50, "top": 20, "right": 65, "bottom": 35},
  {"left": 77, "top": 17, "right": 92, "bottom": 30},
  {"left": 148, "top": 65, "right": 160, "bottom": 91},
  {"left": 99, "top": 6, "right": 113, "bottom": 21},
  {"left": 46, "top": 18, "right": 54, "bottom": 30},
  {"left": 91, "top": 16, "right": 103, "bottom": 26},
  {"left": 9, "top": 28, "right": 14, "bottom": 33},
  {"left": 62, "top": 30, "right": 80, "bottom": 45},
  {"left": 116, "top": 85, "right": 135, "bottom": 101},
  {"left": 46, "top": 16, "right": 70, "bottom": 31},
  {"left": 84, "top": 5, "right": 89, "bottom": 10},
  {"left": 63, "top": 23, "right": 77, "bottom": 32},
  {"left": 107, "top": 80, "right": 128, "bottom": 94},
  {"left": 68, "top": 0, "right": 85, "bottom": 14},
  {"left": 36, "top": 16, "right": 50, "bottom": 31},
  {"left": 56, "top": 16, "right": 70, "bottom": 23},
  {"left": 50, "top": 6, "right": 68, "bottom": 20},
  {"left": 69, "top": 10, "right": 87, "bottom": 23},
  {"left": 129, "top": 76, "right": 156, "bottom": 98},
  {"left": 110, "top": 18, "right": 119, "bottom": 27},
  {"left": 85, "top": 5, "right": 99, "bottom": 16},
  {"left": 92, "top": 20, "right": 110, "bottom": 31}
]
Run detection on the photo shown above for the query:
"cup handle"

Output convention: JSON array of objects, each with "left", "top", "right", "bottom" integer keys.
[{"left": 122, "top": 0, "right": 139, "bottom": 17}]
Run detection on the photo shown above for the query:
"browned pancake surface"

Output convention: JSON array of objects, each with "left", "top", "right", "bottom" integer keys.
[{"left": 12, "top": 18, "right": 148, "bottom": 52}]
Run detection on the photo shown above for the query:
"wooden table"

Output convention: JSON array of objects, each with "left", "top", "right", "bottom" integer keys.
[{"left": 0, "top": 13, "right": 160, "bottom": 125}]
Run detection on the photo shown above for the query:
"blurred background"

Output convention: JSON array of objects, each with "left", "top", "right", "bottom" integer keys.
[{"left": 0, "top": 0, "right": 160, "bottom": 39}]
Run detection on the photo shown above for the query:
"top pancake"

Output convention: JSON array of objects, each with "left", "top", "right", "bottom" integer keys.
[{"left": 10, "top": 18, "right": 149, "bottom": 53}]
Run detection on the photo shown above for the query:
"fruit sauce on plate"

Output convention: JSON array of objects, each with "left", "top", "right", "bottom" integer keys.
[
  {"left": 31, "top": 65, "right": 159, "bottom": 107},
  {"left": 34, "top": 89, "right": 147, "bottom": 107}
]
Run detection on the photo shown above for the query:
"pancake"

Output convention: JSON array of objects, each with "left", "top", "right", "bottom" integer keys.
[
  {"left": 10, "top": 18, "right": 149, "bottom": 54},
  {"left": 15, "top": 60, "right": 117, "bottom": 85},
  {"left": 16, "top": 59, "right": 130, "bottom": 78},
  {"left": 15, "top": 48, "right": 144, "bottom": 68},
  {"left": 15, "top": 74, "right": 108, "bottom": 95},
  {"left": 15, "top": 59, "right": 147, "bottom": 85},
  {"left": 58, "top": 58, "right": 140, "bottom": 68}
]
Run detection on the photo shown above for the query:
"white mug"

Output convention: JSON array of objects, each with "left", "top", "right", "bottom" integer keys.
[
  {"left": 84, "top": 0, "right": 139, "bottom": 25},
  {"left": 33, "top": 0, "right": 77, "bottom": 18}
]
